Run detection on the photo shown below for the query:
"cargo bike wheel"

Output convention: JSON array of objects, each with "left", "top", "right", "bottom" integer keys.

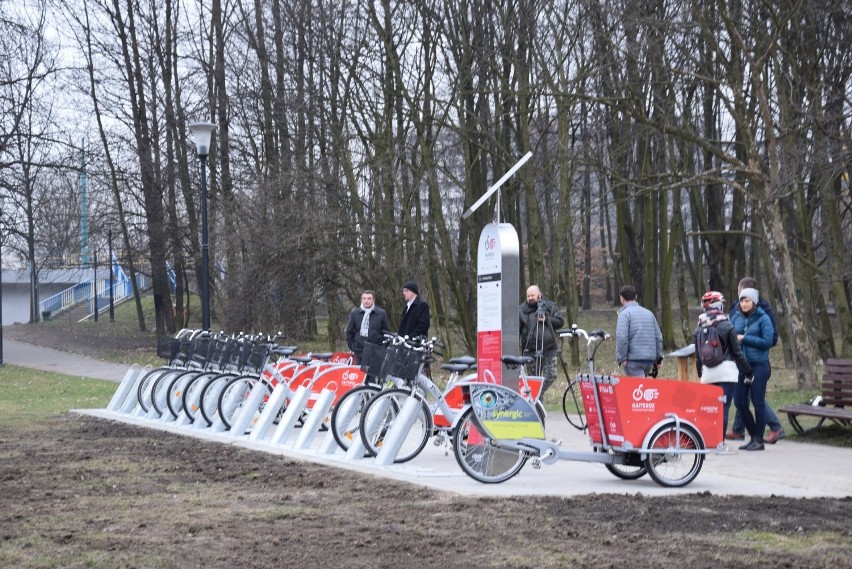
[
  {"left": 452, "top": 407, "right": 529, "bottom": 484},
  {"left": 605, "top": 460, "right": 647, "bottom": 480},
  {"left": 643, "top": 423, "right": 704, "bottom": 487}
]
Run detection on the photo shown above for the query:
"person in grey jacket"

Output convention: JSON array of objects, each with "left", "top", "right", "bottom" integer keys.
[
  {"left": 615, "top": 285, "right": 663, "bottom": 377},
  {"left": 345, "top": 290, "right": 391, "bottom": 364}
]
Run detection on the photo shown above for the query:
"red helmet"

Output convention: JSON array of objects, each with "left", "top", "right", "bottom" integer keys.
[{"left": 701, "top": 291, "right": 725, "bottom": 309}]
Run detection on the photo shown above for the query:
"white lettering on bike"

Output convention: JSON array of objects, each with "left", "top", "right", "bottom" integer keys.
[{"left": 487, "top": 410, "right": 526, "bottom": 420}]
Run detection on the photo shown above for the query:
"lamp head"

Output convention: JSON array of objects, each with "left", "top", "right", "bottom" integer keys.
[{"left": 188, "top": 121, "right": 216, "bottom": 157}]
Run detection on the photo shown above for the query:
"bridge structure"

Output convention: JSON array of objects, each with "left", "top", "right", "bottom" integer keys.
[{"left": 1, "top": 258, "right": 151, "bottom": 325}]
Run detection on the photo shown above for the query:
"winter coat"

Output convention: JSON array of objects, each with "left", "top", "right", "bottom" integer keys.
[
  {"left": 519, "top": 299, "right": 564, "bottom": 356},
  {"left": 693, "top": 317, "right": 752, "bottom": 382},
  {"left": 398, "top": 297, "right": 431, "bottom": 339},
  {"left": 345, "top": 306, "right": 391, "bottom": 361},
  {"left": 615, "top": 301, "right": 663, "bottom": 365},
  {"left": 730, "top": 306, "right": 774, "bottom": 364}
]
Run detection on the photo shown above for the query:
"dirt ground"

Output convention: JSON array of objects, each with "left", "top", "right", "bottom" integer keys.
[{"left": 3, "top": 323, "right": 852, "bottom": 568}]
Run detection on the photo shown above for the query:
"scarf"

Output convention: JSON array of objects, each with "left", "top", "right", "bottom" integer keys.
[
  {"left": 698, "top": 310, "right": 728, "bottom": 327},
  {"left": 359, "top": 304, "right": 374, "bottom": 337}
]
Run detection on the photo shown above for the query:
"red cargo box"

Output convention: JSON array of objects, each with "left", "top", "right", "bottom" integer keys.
[{"left": 579, "top": 374, "right": 724, "bottom": 450}]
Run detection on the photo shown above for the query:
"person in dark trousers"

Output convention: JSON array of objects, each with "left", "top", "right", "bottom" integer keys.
[
  {"left": 726, "top": 276, "right": 786, "bottom": 444},
  {"left": 518, "top": 285, "right": 564, "bottom": 397},
  {"left": 694, "top": 291, "right": 752, "bottom": 443},
  {"left": 398, "top": 281, "right": 430, "bottom": 339},
  {"left": 731, "top": 287, "right": 775, "bottom": 451},
  {"left": 345, "top": 290, "right": 391, "bottom": 364}
]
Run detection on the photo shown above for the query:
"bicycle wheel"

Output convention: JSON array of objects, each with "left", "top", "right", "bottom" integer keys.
[
  {"left": 218, "top": 375, "right": 273, "bottom": 432},
  {"left": 534, "top": 401, "right": 547, "bottom": 426},
  {"left": 605, "top": 455, "right": 647, "bottom": 480},
  {"left": 452, "top": 407, "right": 528, "bottom": 483},
  {"left": 359, "top": 388, "right": 431, "bottom": 463},
  {"left": 151, "top": 369, "right": 184, "bottom": 417},
  {"left": 136, "top": 367, "right": 169, "bottom": 412},
  {"left": 330, "top": 384, "right": 380, "bottom": 452},
  {"left": 643, "top": 423, "right": 704, "bottom": 488},
  {"left": 165, "top": 370, "right": 200, "bottom": 418},
  {"left": 181, "top": 371, "right": 221, "bottom": 424},
  {"left": 561, "top": 379, "right": 586, "bottom": 431},
  {"left": 198, "top": 373, "right": 235, "bottom": 425}
]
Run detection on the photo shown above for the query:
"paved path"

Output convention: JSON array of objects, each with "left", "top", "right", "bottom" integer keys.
[
  {"left": 77, "top": 407, "right": 852, "bottom": 498},
  {"left": 5, "top": 339, "right": 131, "bottom": 382}
]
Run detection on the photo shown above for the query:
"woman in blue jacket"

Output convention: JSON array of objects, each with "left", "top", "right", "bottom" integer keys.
[{"left": 730, "top": 288, "right": 775, "bottom": 451}]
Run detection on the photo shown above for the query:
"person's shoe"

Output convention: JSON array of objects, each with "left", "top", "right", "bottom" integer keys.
[
  {"left": 725, "top": 430, "right": 745, "bottom": 441},
  {"left": 744, "top": 439, "right": 765, "bottom": 451},
  {"left": 738, "top": 439, "right": 754, "bottom": 450},
  {"left": 765, "top": 429, "right": 786, "bottom": 444}
]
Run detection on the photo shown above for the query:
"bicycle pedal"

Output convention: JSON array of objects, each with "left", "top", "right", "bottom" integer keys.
[{"left": 531, "top": 458, "right": 542, "bottom": 470}]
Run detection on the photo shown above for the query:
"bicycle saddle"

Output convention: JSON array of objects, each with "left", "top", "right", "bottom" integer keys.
[
  {"left": 311, "top": 352, "right": 334, "bottom": 361},
  {"left": 502, "top": 355, "right": 534, "bottom": 366},
  {"left": 440, "top": 363, "right": 471, "bottom": 373},
  {"left": 448, "top": 355, "right": 476, "bottom": 366}
]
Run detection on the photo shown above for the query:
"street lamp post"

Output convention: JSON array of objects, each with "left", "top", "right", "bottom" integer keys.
[
  {"left": 188, "top": 121, "right": 216, "bottom": 331},
  {"left": 107, "top": 222, "right": 115, "bottom": 322},
  {"left": 0, "top": 195, "right": 5, "bottom": 366},
  {"left": 92, "top": 241, "right": 99, "bottom": 322}
]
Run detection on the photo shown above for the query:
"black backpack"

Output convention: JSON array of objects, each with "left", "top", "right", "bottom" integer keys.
[{"left": 697, "top": 324, "right": 726, "bottom": 367}]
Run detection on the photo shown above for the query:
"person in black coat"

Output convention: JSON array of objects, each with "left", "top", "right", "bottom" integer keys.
[
  {"left": 518, "top": 284, "right": 564, "bottom": 396},
  {"left": 398, "top": 281, "right": 430, "bottom": 339},
  {"left": 345, "top": 290, "right": 391, "bottom": 364}
]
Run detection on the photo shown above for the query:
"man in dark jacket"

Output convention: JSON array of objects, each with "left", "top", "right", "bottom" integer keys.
[
  {"left": 345, "top": 290, "right": 391, "bottom": 364},
  {"left": 398, "top": 281, "right": 430, "bottom": 339},
  {"left": 519, "top": 285, "right": 564, "bottom": 396}
]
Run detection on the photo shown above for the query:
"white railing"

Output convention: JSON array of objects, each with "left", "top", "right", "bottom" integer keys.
[{"left": 39, "top": 272, "right": 151, "bottom": 318}]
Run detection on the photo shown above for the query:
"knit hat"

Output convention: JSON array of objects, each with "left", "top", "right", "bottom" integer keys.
[
  {"left": 402, "top": 281, "right": 419, "bottom": 296},
  {"left": 739, "top": 287, "right": 759, "bottom": 305}
]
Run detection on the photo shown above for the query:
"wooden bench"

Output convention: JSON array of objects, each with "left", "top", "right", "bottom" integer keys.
[{"left": 778, "top": 359, "right": 852, "bottom": 435}]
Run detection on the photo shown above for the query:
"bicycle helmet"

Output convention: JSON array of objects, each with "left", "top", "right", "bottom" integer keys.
[{"left": 701, "top": 291, "right": 725, "bottom": 311}]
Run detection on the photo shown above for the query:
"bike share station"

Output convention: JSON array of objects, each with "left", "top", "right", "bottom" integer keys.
[{"left": 83, "top": 153, "right": 738, "bottom": 496}]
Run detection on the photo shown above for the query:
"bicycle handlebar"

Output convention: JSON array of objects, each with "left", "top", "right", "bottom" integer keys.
[
  {"left": 557, "top": 325, "right": 610, "bottom": 342},
  {"left": 381, "top": 332, "right": 442, "bottom": 353}
]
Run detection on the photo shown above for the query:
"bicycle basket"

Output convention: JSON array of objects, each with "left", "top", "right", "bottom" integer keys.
[
  {"left": 385, "top": 345, "right": 423, "bottom": 381},
  {"left": 156, "top": 335, "right": 181, "bottom": 361}
]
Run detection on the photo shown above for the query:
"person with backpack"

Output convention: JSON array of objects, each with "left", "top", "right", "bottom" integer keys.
[
  {"left": 730, "top": 287, "right": 776, "bottom": 451},
  {"left": 725, "top": 277, "right": 786, "bottom": 444},
  {"left": 693, "top": 291, "right": 752, "bottom": 441}
]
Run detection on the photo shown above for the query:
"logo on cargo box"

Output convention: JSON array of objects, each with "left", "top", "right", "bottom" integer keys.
[{"left": 632, "top": 384, "right": 659, "bottom": 402}]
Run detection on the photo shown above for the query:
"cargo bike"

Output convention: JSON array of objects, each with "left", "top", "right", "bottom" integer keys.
[{"left": 451, "top": 326, "right": 726, "bottom": 487}]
